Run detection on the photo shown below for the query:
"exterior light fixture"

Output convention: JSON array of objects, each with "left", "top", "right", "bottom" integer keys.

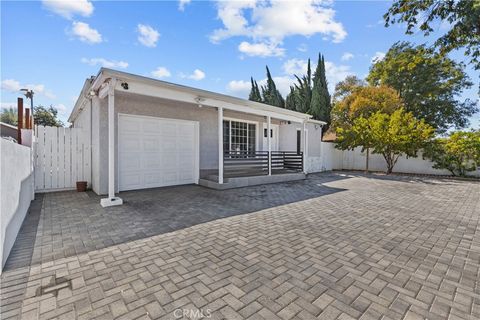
[
  {"left": 121, "top": 82, "right": 129, "bottom": 90},
  {"left": 194, "top": 96, "right": 206, "bottom": 107},
  {"left": 20, "top": 88, "right": 34, "bottom": 113}
]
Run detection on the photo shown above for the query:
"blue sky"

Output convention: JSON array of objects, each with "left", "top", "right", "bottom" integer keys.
[{"left": 1, "top": 0, "right": 478, "bottom": 127}]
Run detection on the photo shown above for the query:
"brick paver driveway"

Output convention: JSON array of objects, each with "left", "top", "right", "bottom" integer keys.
[{"left": 1, "top": 172, "right": 479, "bottom": 320}]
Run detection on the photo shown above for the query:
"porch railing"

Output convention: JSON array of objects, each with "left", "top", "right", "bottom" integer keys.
[
  {"left": 223, "top": 150, "right": 303, "bottom": 178},
  {"left": 271, "top": 151, "right": 303, "bottom": 173}
]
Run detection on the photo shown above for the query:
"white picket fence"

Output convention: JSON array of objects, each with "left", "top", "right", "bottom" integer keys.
[{"left": 34, "top": 125, "right": 91, "bottom": 192}]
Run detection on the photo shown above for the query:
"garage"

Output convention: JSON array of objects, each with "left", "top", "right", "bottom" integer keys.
[{"left": 118, "top": 114, "right": 199, "bottom": 191}]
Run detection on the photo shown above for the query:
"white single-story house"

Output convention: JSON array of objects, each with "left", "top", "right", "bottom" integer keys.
[{"left": 68, "top": 68, "right": 326, "bottom": 207}]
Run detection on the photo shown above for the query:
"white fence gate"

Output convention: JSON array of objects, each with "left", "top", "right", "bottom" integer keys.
[{"left": 34, "top": 125, "right": 91, "bottom": 192}]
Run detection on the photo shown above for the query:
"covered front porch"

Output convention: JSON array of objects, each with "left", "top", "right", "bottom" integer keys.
[{"left": 201, "top": 108, "right": 309, "bottom": 189}]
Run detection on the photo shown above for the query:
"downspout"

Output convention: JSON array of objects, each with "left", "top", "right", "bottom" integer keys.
[{"left": 89, "top": 97, "right": 93, "bottom": 188}]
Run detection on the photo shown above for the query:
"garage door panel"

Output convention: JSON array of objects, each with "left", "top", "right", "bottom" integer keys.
[
  {"left": 143, "top": 136, "right": 160, "bottom": 152},
  {"left": 143, "top": 153, "right": 161, "bottom": 169},
  {"left": 120, "top": 172, "right": 142, "bottom": 190},
  {"left": 119, "top": 155, "right": 141, "bottom": 171},
  {"left": 178, "top": 154, "right": 193, "bottom": 166},
  {"left": 177, "top": 123, "right": 194, "bottom": 137},
  {"left": 161, "top": 123, "right": 177, "bottom": 137},
  {"left": 162, "top": 140, "right": 177, "bottom": 153},
  {"left": 143, "top": 120, "right": 162, "bottom": 133},
  {"left": 121, "top": 136, "right": 142, "bottom": 152},
  {"left": 120, "top": 117, "right": 142, "bottom": 133},
  {"left": 180, "top": 170, "right": 194, "bottom": 181},
  {"left": 162, "top": 155, "right": 177, "bottom": 169},
  {"left": 144, "top": 171, "right": 163, "bottom": 187},
  {"left": 163, "top": 172, "right": 179, "bottom": 184},
  {"left": 119, "top": 115, "right": 197, "bottom": 191}
]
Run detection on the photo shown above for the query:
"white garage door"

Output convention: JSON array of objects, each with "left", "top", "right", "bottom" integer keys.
[{"left": 118, "top": 114, "right": 199, "bottom": 191}]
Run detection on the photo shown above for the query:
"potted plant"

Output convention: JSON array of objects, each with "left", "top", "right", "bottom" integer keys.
[{"left": 76, "top": 181, "right": 87, "bottom": 192}]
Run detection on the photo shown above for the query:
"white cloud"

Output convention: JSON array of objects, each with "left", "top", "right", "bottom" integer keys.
[
  {"left": 210, "top": 0, "right": 347, "bottom": 56},
  {"left": 1, "top": 79, "right": 21, "bottom": 92},
  {"left": 341, "top": 52, "right": 354, "bottom": 61},
  {"left": 71, "top": 21, "right": 102, "bottom": 44},
  {"left": 81, "top": 58, "right": 128, "bottom": 69},
  {"left": 324, "top": 61, "right": 354, "bottom": 92},
  {"left": 1, "top": 79, "right": 56, "bottom": 99},
  {"left": 282, "top": 59, "right": 309, "bottom": 75},
  {"left": 1, "top": 102, "right": 16, "bottom": 110},
  {"left": 371, "top": 51, "right": 385, "bottom": 63},
  {"left": 137, "top": 24, "right": 160, "bottom": 47},
  {"left": 53, "top": 103, "right": 69, "bottom": 116},
  {"left": 297, "top": 43, "right": 308, "bottom": 52},
  {"left": 186, "top": 69, "right": 206, "bottom": 81},
  {"left": 227, "top": 80, "right": 252, "bottom": 97},
  {"left": 42, "top": 0, "right": 93, "bottom": 19},
  {"left": 179, "top": 0, "right": 191, "bottom": 11},
  {"left": 238, "top": 41, "right": 284, "bottom": 57},
  {"left": 151, "top": 67, "right": 171, "bottom": 79}
]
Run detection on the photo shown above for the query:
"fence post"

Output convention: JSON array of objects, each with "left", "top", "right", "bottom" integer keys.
[
  {"left": 17, "top": 98, "right": 23, "bottom": 144},
  {"left": 25, "top": 108, "right": 30, "bottom": 129}
]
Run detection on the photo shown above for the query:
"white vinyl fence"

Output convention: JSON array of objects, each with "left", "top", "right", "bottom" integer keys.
[
  {"left": 320, "top": 142, "right": 480, "bottom": 177},
  {"left": 34, "top": 125, "right": 91, "bottom": 192}
]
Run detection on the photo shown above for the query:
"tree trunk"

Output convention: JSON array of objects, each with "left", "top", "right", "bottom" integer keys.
[
  {"left": 365, "top": 148, "right": 369, "bottom": 174},
  {"left": 384, "top": 153, "right": 394, "bottom": 174}
]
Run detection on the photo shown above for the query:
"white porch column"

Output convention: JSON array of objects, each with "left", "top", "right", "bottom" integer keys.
[
  {"left": 218, "top": 107, "right": 224, "bottom": 184},
  {"left": 267, "top": 116, "right": 271, "bottom": 176},
  {"left": 303, "top": 121, "right": 308, "bottom": 174},
  {"left": 101, "top": 79, "right": 123, "bottom": 207}
]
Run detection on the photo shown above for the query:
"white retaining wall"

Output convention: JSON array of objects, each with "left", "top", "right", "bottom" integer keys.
[
  {"left": 320, "top": 142, "right": 480, "bottom": 177},
  {"left": 0, "top": 139, "right": 34, "bottom": 272}
]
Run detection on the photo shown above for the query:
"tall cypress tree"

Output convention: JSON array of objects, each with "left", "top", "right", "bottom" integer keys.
[
  {"left": 285, "top": 86, "right": 296, "bottom": 110},
  {"left": 261, "top": 66, "right": 285, "bottom": 108},
  {"left": 311, "top": 53, "right": 332, "bottom": 128},
  {"left": 291, "top": 59, "right": 312, "bottom": 114},
  {"left": 248, "top": 77, "right": 262, "bottom": 102}
]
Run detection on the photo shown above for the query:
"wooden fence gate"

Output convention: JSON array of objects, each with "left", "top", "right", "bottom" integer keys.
[{"left": 34, "top": 125, "right": 91, "bottom": 192}]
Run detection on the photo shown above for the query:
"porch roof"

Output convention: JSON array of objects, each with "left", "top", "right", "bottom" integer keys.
[{"left": 69, "top": 68, "right": 314, "bottom": 124}]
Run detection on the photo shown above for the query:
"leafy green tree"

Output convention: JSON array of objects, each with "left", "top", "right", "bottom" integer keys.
[
  {"left": 384, "top": 0, "right": 480, "bottom": 70},
  {"left": 311, "top": 54, "right": 331, "bottom": 128},
  {"left": 332, "top": 76, "right": 365, "bottom": 104},
  {"left": 248, "top": 77, "right": 262, "bottom": 102},
  {"left": 331, "top": 85, "right": 403, "bottom": 130},
  {"left": 1, "top": 107, "right": 18, "bottom": 126},
  {"left": 260, "top": 66, "right": 285, "bottom": 108},
  {"left": 337, "top": 109, "right": 434, "bottom": 174},
  {"left": 367, "top": 42, "right": 477, "bottom": 133},
  {"left": 423, "top": 130, "right": 480, "bottom": 176},
  {"left": 34, "top": 106, "right": 64, "bottom": 127},
  {"left": 332, "top": 85, "right": 404, "bottom": 171}
]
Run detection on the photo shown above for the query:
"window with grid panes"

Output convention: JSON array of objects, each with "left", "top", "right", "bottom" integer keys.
[{"left": 223, "top": 120, "right": 256, "bottom": 153}]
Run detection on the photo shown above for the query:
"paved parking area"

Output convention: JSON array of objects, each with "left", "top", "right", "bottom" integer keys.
[{"left": 1, "top": 172, "right": 479, "bottom": 320}]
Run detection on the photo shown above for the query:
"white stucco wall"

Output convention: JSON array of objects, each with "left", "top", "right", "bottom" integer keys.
[
  {"left": 0, "top": 139, "right": 34, "bottom": 272},
  {"left": 279, "top": 122, "right": 324, "bottom": 173}
]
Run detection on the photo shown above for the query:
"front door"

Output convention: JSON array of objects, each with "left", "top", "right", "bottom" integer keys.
[{"left": 262, "top": 123, "right": 279, "bottom": 151}]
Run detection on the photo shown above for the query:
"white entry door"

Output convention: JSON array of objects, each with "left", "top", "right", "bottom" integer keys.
[
  {"left": 262, "top": 123, "right": 279, "bottom": 151},
  {"left": 118, "top": 114, "right": 199, "bottom": 191}
]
